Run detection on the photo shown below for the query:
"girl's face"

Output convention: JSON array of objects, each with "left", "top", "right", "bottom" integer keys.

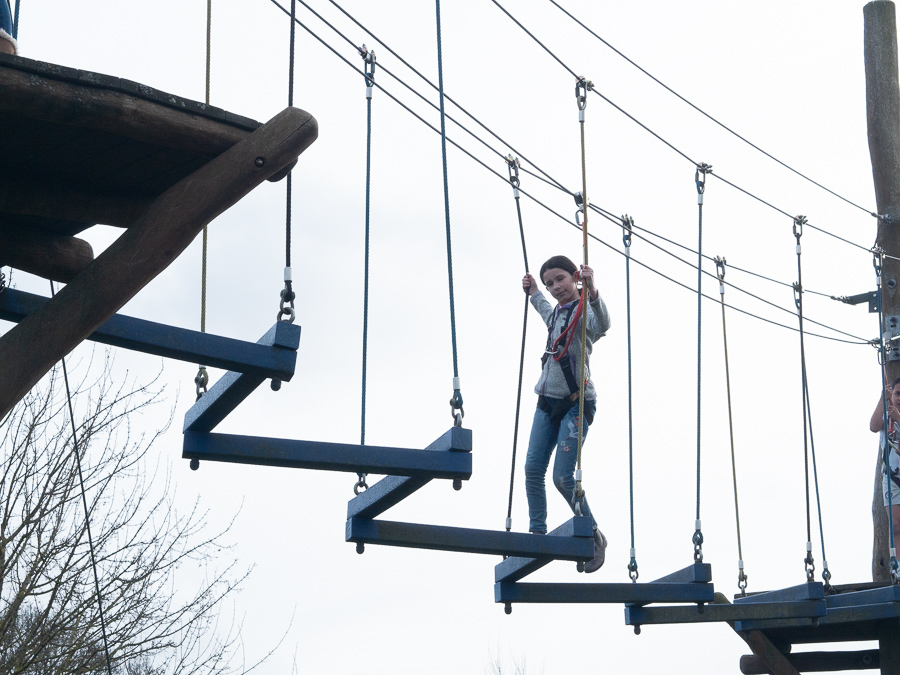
[
  {"left": 541, "top": 267, "right": 579, "bottom": 305},
  {"left": 890, "top": 385, "right": 900, "bottom": 410}
]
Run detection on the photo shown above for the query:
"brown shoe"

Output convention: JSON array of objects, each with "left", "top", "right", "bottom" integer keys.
[{"left": 584, "top": 528, "right": 607, "bottom": 573}]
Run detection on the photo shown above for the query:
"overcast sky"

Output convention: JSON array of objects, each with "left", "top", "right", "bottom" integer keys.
[{"left": 3, "top": 0, "right": 895, "bottom": 672}]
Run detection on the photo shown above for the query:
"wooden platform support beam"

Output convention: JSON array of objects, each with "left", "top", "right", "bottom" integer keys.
[
  {"left": 0, "top": 227, "right": 93, "bottom": 282},
  {"left": 183, "top": 427, "right": 472, "bottom": 480},
  {"left": 740, "top": 649, "right": 880, "bottom": 674},
  {"left": 1, "top": 290, "right": 300, "bottom": 380},
  {"left": 0, "top": 106, "right": 317, "bottom": 420},
  {"left": 498, "top": 580, "right": 716, "bottom": 606},
  {"left": 346, "top": 517, "right": 593, "bottom": 560},
  {"left": 624, "top": 600, "right": 827, "bottom": 626}
]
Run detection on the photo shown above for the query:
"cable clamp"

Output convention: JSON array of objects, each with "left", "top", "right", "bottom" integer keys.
[
  {"left": 695, "top": 163, "right": 713, "bottom": 195},
  {"left": 575, "top": 76, "right": 593, "bottom": 111}
]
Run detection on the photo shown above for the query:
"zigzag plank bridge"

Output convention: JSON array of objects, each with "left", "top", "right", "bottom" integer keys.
[{"left": 1, "top": 52, "right": 899, "bottom": 675}]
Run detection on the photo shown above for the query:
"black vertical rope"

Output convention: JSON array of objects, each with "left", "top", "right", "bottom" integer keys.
[
  {"left": 693, "top": 165, "right": 710, "bottom": 562},
  {"left": 434, "top": 0, "right": 463, "bottom": 423},
  {"left": 358, "top": 48, "right": 375, "bottom": 491},
  {"left": 804, "top": 376, "right": 831, "bottom": 587},
  {"left": 623, "top": 217, "right": 638, "bottom": 582},
  {"left": 286, "top": 0, "right": 296, "bottom": 270},
  {"left": 793, "top": 217, "right": 816, "bottom": 582},
  {"left": 505, "top": 157, "right": 529, "bottom": 532},
  {"left": 12, "top": 0, "right": 18, "bottom": 38},
  {"left": 51, "top": 282, "right": 113, "bottom": 675}
]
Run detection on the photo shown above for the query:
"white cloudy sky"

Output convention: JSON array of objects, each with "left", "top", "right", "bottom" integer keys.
[{"left": 4, "top": 0, "right": 895, "bottom": 672}]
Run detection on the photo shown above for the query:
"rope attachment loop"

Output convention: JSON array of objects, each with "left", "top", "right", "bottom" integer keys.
[
  {"left": 575, "top": 76, "right": 592, "bottom": 112},
  {"left": 506, "top": 154, "right": 521, "bottom": 191},
  {"left": 359, "top": 44, "right": 376, "bottom": 96},
  {"left": 574, "top": 191, "right": 587, "bottom": 229},
  {"left": 279, "top": 267, "right": 296, "bottom": 323},
  {"left": 450, "top": 377, "right": 464, "bottom": 427},
  {"left": 194, "top": 366, "right": 209, "bottom": 401},
  {"left": 695, "top": 163, "right": 713, "bottom": 204},
  {"left": 693, "top": 520, "right": 704, "bottom": 562},
  {"left": 622, "top": 214, "right": 633, "bottom": 253}
]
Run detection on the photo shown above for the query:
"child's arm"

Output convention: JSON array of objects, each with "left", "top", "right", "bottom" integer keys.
[
  {"left": 871, "top": 388, "right": 899, "bottom": 432},
  {"left": 579, "top": 265, "right": 611, "bottom": 339},
  {"left": 522, "top": 274, "right": 555, "bottom": 325}
]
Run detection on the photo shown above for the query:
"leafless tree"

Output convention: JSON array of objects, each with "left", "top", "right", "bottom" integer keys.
[{"left": 0, "top": 359, "right": 250, "bottom": 673}]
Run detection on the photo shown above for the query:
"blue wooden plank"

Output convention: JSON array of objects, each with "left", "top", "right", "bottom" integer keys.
[
  {"left": 496, "top": 581, "right": 716, "bottom": 605},
  {"left": 825, "top": 585, "right": 900, "bottom": 608},
  {"left": 183, "top": 322, "right": 301, "bottom": 433},
  {"left": 183, "top": 431, "right": 473, "bottom": 478},
  {"left": 0, "top": 289, "right": 300, "bottom": 379},
  {"left": 734, "top": 582, "right": 824, "bottom": 604},
  {"left": 825, "top": 602, "right": 900, "bottom": 623},
  {"left": 347, "top": 476, "right": 431, "bottom": 519},
  {"left": 625, "top": 600, "right": 826, "bottom": 626},
  {"left": 346, "top": 518, "right": 594, "bottom": 559},
  {"left": 649, "top": 563, "right": 712, "bottom": 584},
  {"left": 494, "top": 517, "right": 595, "bottom": 583}
]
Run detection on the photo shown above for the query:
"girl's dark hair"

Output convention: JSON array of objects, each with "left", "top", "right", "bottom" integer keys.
[
  {"left": 539, "top": 255, "right": 578, "bottom": 284},
  {"left": 892, "top": 377, "right": 900, "bottom": 389}
]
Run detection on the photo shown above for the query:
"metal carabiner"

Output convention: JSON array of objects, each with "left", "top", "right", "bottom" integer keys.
[
  {"left": 621, "top": 214, "right": 633, "bottom": 249},
  {"left": 574, "top": 191, "right": 586, "bottom": 229}
]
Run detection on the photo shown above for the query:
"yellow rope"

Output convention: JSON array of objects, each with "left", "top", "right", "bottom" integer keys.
[{"left": 575, "top": 79, "right": 589, "bottom": 499}]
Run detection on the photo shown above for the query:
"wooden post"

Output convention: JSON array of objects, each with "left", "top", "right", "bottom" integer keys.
[
  {"left": 0, "top": 106, "right": 317, "bottom": 420},
  {"left": 865, "top": 0, "right": 900, "bottom": 583}
]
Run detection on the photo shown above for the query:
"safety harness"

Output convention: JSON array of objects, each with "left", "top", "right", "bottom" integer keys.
[{"left": 538, "top": 296, "right": 593, "bottom": 425}]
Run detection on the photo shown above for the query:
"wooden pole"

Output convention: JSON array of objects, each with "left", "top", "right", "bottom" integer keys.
[
  {"left": 865, "top": 0, "right": 900, "bottom": 584},
  {"left": 0, "top": 106, "right": 317, "bottom": 420}
]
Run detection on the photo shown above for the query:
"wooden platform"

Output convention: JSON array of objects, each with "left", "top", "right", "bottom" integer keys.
[{"left": 0, "top": 52, "right": 318, "bottom": 419}]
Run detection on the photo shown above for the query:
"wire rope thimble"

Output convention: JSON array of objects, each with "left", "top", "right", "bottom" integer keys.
[
  {"left": 359, "top": 44, "right": 376, "bottom": 97},
  {"left": 449, "top": 377, "right": 464, "bottom": 429},
  {"left": 506, "top": 155, "right": 520, "bottom": 195},
  {"left": 574, "top": 192, "right": 587, "bottom": 230},
  {"left": 278, "top": 266, "right": 296, "bottom": 323},
  {"left": 737, "top": 559, "right": 748, "bottom": 595},
  {"left": 194, "top": 366, "right": 209, "bottom": 401},
  {"left": 621, "top": 215, "right": 633, "bottom": 257},
  {"left": 354, "top": 473, "right": 369, "bottom": 496},
  {"left": 692, "top": 519, "right": 704, "bottom": 562},
  {"left": 575, "top": 76, "right": 592, "bottom": 118},
  {"left": 628, "top": 548, "right": 639, "bottom": 582},
  {"left": 694, "top": 163, "right": 712, "bottom": 205},
  {"left": 804, "top": 540, "right": 816, "bottom": 582}
]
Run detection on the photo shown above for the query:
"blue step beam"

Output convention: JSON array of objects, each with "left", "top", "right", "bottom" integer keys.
[
  {"left": 0, "top": 288, "right": 300, "bottom": 380},
  {"left": 346, "top": 516, "right": 594, "bottom": 559},
  {"left": 183, "top": 427, "right": 472, "bottom": 479}
]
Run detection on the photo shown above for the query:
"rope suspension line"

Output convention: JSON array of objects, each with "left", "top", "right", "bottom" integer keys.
[
  {"left": 692, "top": 163, "right": 711, "bottom": 562},
  {"left": 546, "top": 0, "right": 876, "bottom": 219},
  {"left": 269, "top": 2, "right": 870, "bottom": 349},
  {"left": 504, "top": 156, "right": 529, "bottom": 533},
  {"left": 573, "top": 76, "right": 592, "bottom": 512},
  {"left": 716, "top": 257, "right": 748, "bottom": 594},
  {"left": 51, "top": 281, "right": 113, "bottom": 675},
  {"left": 488, "top": 0, "right": 874, "bottom": 256},
  {"left": 278, "top": 0, "right": 298, "bottom": 326},
  {"left": 194, "top": 0, "right": 214, "bottom": 402},
  {"left": 874, "top": 249, "right": 899, "bottom": 584},
  {"left": 793, "top": 216, "right": 818, "bottom": 582},
  {"left": 356, "top": 44, "right": 376, "bottom": 496},
  {"left": 623, "top": 216, "right": 638, "bottom": 582},
  {"left": 804, "top": 368, "right": 831, "bottom": 589},
  {"left": 434, "top": 0, "right": 464, "bottom": 427},
  {"left": 12, "top": 0, "right": 18, "bottom": 38}
]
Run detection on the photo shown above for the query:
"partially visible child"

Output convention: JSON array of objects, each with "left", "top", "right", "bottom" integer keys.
[
  {"left": 522, "top": 255, "right": 610, "bottom": 572},
  {"left": 0, "top": 0, "right": 16, "bottom": 55},
  {"left": 869, "top": 377, "right": 900, "bottom": 548}
]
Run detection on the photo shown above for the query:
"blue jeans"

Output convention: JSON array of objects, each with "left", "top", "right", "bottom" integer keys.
[
  {"left": 524, "top": 398, "right": 597, "bottom": 534},
  {"left": 0, "top": 1, "right": 11, "bottom": 37}
]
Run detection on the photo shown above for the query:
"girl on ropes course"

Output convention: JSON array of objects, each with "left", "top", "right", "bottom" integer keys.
[
  {"left": 869, "top": 376, "right": 900, "bottom": 547},
  {"left": 0, "top": 0, "right": 16, "bottom": 55},
  {"left": 521, "top": 254, "right": 610, "bottom": 573}
]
